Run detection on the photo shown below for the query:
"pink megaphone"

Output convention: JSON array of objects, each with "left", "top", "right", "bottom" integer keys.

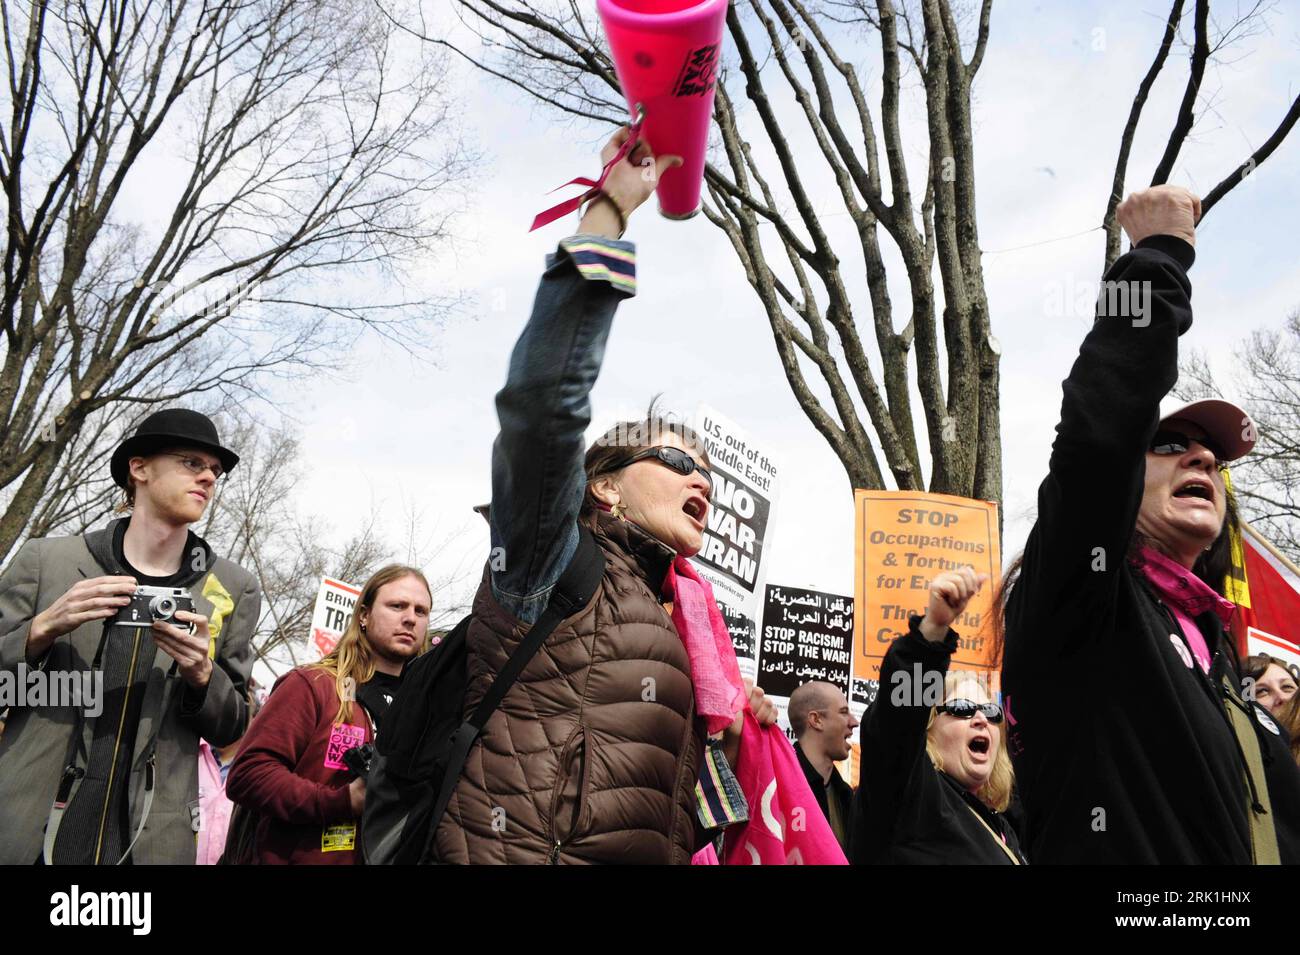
[{"left": 597, "top": 0, "right": 728, "bottom": 220}]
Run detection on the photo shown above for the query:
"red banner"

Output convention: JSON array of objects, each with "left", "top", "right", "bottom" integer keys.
[{"left": 1229, "top": 522, "right": 1300, "bottom": 668}]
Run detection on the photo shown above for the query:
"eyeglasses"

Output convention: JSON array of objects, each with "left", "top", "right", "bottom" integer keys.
[
  {"left": 1149, "top": 429, "right": 1226, "bottom": 467},
  {"left": 601, "top": 446, "right": 712, "bottom": 495},
  {"left": 160, "top": 452, "right": 224, "bottom": 481},
  {"left": 937, "top": 699, "right": 1003, "bottom": 723}
]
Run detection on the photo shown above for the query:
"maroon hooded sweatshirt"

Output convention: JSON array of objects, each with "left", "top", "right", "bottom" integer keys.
[{"left": 226, "top": 667, "right": 372, "bottom": 864}]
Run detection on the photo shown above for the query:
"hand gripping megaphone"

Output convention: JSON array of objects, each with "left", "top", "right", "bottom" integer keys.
[
  {"left": 528, "top": 0, "right": 728, "bottom": 230},
  {"left": 598, "top": 0, "right": 728, "bottom": 219}
]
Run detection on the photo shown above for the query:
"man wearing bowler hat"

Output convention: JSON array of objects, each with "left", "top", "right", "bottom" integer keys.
[{"left": 0, "top": 409, "right": 260, "bottom": 864}]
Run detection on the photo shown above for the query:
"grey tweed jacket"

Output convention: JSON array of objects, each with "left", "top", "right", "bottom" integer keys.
[{"left": 0, "top": 526, "right": 259, "bottom": 864}]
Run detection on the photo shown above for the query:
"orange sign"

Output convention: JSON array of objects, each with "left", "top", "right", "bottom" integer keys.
[{"left": 852, "top": 490, "right": 1001, "bottom": 686}]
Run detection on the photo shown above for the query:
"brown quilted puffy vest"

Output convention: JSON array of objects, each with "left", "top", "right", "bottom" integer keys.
[{"left": 432, "top": 511, "right": 706, "bottom": 864}]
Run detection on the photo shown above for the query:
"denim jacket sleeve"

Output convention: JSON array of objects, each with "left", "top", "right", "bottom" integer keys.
[{"left": 488, "top": 235, "right": 637, "bottom": 625}]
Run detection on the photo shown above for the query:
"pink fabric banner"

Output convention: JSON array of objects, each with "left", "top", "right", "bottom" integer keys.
[{"left": 722, "top": 711, "right": 849, "bottom": 866}]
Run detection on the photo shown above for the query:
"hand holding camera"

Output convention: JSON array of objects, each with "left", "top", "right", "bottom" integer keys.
[
  {"left": 27, "top": 575, "right": 138, "bottom": 660},
  {"left": 152, "top": 608, "right": 214, "bottom": 689},
  {"left": 107, "top": 583, "right": 213, "bottom": 687}
]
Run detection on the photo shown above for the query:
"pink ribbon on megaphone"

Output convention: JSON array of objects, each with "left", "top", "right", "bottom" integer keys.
[{"left": 530, "top": 107, "right": 645, "bottom": 233}]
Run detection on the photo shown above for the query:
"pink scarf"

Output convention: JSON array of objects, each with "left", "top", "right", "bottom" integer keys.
[
  {"left": 662, "top": 557, "right": 747, "bottom": 734},
  {"left": 661, "top": 556, "right": 847, "bottom": 865},
  {"left": 1136, "top": 545, "right": 1235, "bottom": 673}
]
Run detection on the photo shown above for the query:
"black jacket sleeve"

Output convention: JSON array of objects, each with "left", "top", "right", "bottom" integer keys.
[
  {"left": 1006, "top": 235, "right": 1195, "bottom": 660},
  {"left": 853, "top": 616, "right": 957, "bottom": 862}
]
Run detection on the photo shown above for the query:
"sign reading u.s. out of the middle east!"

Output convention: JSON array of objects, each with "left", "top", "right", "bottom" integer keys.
[
  {"left": 690, "top": 404, "right": 780, "bottom": 682},
  {"left": 852, "top": 490, "right": 1001, "bottom": 687},
  {"left": 691, "top": 405, "right": 776, "bottom": 594}
]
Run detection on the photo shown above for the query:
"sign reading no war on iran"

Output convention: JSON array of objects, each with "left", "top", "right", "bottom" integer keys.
[
  {"left": 692, "top": 406, "right": 777, "bottom": 592},
  {"left": 689, "top": 404, "right": 780, "bottom": 682},
  {"left": 852, "top": 490, "right": 1001, "bottom": 685}
]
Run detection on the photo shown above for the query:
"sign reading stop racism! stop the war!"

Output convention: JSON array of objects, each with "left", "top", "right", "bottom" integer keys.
[{"left": 852, "top": 490, "right": 1001, "bottom": 687}]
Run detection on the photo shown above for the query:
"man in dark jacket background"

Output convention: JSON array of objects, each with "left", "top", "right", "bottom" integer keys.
[
  {"left": 0, "top": 409, "right": 259, "bottom": 864},
  {"left": 789, "top": 680, "right": 858, "bottom": 853}
]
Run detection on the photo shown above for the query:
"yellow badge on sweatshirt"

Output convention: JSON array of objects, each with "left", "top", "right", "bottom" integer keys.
[
  {"left": 322, "top": 824, "right": 356, "bottom": 852},
  {"left": 202, "top": 573, "right": 235, "bottom": 659}
]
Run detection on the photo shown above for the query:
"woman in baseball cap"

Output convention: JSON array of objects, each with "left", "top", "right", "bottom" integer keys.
[{"left": 998, "top": 185, "right": 1292, "bottom": 865}]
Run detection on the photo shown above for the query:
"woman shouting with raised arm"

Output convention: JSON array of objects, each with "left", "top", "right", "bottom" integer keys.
[
  {"left": 1000, "top": 186, "right": 1298, "bottom": 864},
  {"left": 429, "top": 129, "right": 782, "bottom": 865}
]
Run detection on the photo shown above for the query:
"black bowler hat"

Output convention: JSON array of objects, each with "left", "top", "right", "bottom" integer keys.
[{"left": 110, "top": 409, "right": 240, "bottom": 488}]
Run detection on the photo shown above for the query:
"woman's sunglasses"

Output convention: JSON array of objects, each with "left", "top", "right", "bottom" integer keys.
[
  {"left": 601, "top": 446, "right": 712, "bottom": 494},
  {"left": 1149, "top": 429, "right": 1226, "bottom": 467},
  {"left": 937, "top": 699, "right": 1004, "bottom": 723}
]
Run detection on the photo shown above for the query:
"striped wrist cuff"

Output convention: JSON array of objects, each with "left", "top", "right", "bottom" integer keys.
[{"left": 560, "top": 236, "right": 637, "bottom": 296}]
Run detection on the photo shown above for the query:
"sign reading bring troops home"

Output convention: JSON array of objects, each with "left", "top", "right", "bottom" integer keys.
[
  {"left": 307, "top": 576, "right": 361, "bottom": 660},
  {"left": 852, "top": 490, "right": 1001, "bottom": 689}
]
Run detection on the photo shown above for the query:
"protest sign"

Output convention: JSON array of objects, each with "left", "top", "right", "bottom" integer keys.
[
  {"left": 1248, "top": 627, "right": 1300, "bottom": 671},
  {"left": 852, "top": 490, "right": 1001, "bottom": 689},
  {"left": 759, "top": 585, "right": 853, "bottom": 701},
  {"left": 307, "top": 577, "right": 361, "bottom": 659},
  {"left": 720, "top": 602, "right": 757, "bottom": 668},
  {"left": 690, "top": 404, "right": 780, "bottom": 680}
]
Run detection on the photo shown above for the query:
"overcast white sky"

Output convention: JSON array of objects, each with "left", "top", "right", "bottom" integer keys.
[{"left": 273, "top": 1, "right": 1300, "bottom": 618}]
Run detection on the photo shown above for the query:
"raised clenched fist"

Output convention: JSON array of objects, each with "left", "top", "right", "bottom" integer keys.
[
  {"left": 919, "top": 566, "right": 988, "bottom": 643},
  {"left": 1117, "top": 185, "right": 1201, "bottom": 248}
]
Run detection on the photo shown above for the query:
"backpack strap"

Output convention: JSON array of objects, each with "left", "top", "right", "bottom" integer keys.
[{"left": 421, "top": 526, "right": 606, "bottom": 855}]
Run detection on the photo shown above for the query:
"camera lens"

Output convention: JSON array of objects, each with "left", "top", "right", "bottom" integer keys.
[{"left": 150, "top": 595, "right": 177, "bottom": 620}]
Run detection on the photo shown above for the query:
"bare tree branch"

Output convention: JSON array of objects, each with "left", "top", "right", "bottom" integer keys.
[
  {"left": 1149, "top": 0, "right": 1211, "bottom": 187},
  {"left": 1200, "top": 91, "right": 1300, "bottom": 218},
  {"left": 1103, "top": 0, "right": 1185, "bottom": 271},
  {"left": 0, "top": 0, "right": 472, "bottom": 561}
]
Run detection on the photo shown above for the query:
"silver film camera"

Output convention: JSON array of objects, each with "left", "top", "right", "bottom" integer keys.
[{"left": 113, "top": 585, "right": 195, "bottom": 629}]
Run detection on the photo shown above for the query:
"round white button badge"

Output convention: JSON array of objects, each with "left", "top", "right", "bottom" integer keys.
[{"left": 1256, "top": 707, "right": 1282, "bottom": 735}]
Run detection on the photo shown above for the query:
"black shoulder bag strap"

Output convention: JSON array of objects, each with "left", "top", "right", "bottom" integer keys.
[{"left": 420, "top": 527, "right": 605, "bottom": 859}]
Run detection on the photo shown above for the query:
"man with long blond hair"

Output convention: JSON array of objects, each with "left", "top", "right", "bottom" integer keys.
[{"left": 226, "top": 564, "right": 430, "bottom": 864}]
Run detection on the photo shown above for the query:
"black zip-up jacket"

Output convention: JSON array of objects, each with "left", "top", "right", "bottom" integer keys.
[
  {"left": 851, "top": 618, "right": 1026, "bottom": 865},
  {"left": 795, "top": 742, "right": 854, "bottom": 853},
  {"left": 1002, "top": 235, "right": 1273, "bottom": 864}
]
